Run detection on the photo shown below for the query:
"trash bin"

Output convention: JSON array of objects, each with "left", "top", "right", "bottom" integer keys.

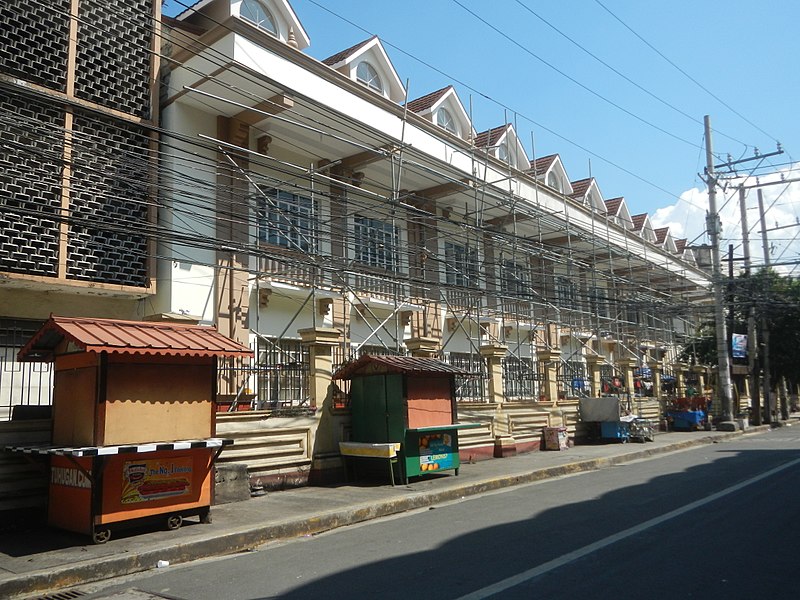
[{"left": 543, "top": 426, "right": 568, "bottom": 450}]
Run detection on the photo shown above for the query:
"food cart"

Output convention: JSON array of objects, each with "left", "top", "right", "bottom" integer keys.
[
  {"left": 579, "top": 397, "right": 654, "bottom": 443},
  {"left": 5, "top": 315, "right": 252, "bottom": 543},
  {"left": 334, "top": 355, "right": 479, "bottom": 484}
]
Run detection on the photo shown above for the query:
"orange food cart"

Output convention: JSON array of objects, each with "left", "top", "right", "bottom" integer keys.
[{"left": 7, "top": 316, "right": 252, "bottom": 543}]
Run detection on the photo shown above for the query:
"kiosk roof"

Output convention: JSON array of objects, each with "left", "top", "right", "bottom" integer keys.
[
  {"left": 333, "top": 354, "right": 469, "bottom": 380},
  {"left": 18, "top": 315, "right": 253, "bottom": 361}
]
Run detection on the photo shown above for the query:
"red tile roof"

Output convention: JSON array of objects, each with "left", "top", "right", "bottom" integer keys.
[
  {"left": 406, "top": 86, "right": 452, "bottom": 113},
  {"left": 569, "top": 177, "right": 592, "bottom": 199},
  {"left": 322, "top": 36, "right": 377, "bottom": 66},
  {"left": 529, "top": 154, "right": 558, "bottom": 176},
  {"left": 604, "top": 197, "right": 623, "bottom": 215},
  {"left": 333, "top": 354, "right": 469, "bottom": 380},
  {"left": 474, "top": 124, "right": 508, "bottom": 149},
  {"left": 675, "top": 238, "right": 687, "bottom": 253},
  {"left": 654, "top": 227, "right": 669, "bottom": 244},
  {"left": 631, "top": 213, "right": 648, "bottom": 231},
  {"left": 18, "top": 316, "right": 253, "bottom": 362}
]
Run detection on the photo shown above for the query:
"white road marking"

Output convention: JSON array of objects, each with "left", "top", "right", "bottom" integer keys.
[{"left": 455, "top": 456, "right": 800, "bottom": 600}]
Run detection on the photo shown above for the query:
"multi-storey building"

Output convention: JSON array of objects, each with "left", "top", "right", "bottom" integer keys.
[
  {"left": 1, "top": 0, "right": 713, "bottom": 484},
  {"left": 0, "top": 0, "right": 161, "bottom": 419}
]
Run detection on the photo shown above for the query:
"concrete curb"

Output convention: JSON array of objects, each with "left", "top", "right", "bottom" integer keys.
[{"left": 1, "top": 425, "right": 772, "bottom": 599}]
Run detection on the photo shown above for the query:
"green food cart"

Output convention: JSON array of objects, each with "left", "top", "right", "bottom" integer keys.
[{"left": 334, "top": 355, "right": 478, "bottom": 484}]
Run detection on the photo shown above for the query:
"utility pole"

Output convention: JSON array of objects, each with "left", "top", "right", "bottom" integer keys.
[
  {"left": 738, "top": 186, "right": 760, "bottom": 425},
  {"left": 757, "top": 190, "right": 773, "bottom": 423},
  {"left": 704, "top": 115, "right": 783, "bottom": 431},
  {"left": 703, "top": 116, "right": 736, "bottom": 430}
]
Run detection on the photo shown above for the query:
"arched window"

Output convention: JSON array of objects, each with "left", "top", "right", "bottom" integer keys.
[
  {"left": 240, "top": 0, "right": 277, "bottom": 35},
  {"left": 356, "top": 61, "right": 383, "bottom": 93},
  {"left": 436, "top": 107, "right": 458, "bottom": 135},
  {"left": 497, "top": 140, "right": 516, "bottom": 168},
  {"left": 547, "top": 171, "right": 562, "bottom": 193}
]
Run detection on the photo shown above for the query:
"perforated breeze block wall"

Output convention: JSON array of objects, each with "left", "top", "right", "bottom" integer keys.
[
  {"left": 67, "top": 113, "right": 149, "bottom": 286},
  {"left": 74, "top": 0, "right": 154, "bottom": 119},
  {"left": 0, "top": 0, "right": 155, "bottom": 287},
  {"left": 0, "top": 93, "right": 65, "bottom": 277}
]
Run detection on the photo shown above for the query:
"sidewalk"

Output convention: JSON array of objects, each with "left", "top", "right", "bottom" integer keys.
[{"left": 0, "top": 425, "right": 778, "bottom": 599}]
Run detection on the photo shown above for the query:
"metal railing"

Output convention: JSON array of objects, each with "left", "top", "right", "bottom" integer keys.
[{"left": 0, "top": 319, "right": 53, "bottom": 421}]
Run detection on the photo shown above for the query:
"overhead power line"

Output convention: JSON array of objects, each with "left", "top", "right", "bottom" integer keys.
[
  {"left": 302, "top": 0, "right": 695, "bottom": 204},
  {"left": 593, "top": 0, "right": 777, "bottom": 143}
]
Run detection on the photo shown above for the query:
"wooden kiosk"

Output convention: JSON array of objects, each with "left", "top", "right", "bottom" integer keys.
[
  {"left": 334, "top": 355, "right": 478, "bottom": 484},
  {"left": 9, "top": 316, "right": 252, "bottom": 543}
]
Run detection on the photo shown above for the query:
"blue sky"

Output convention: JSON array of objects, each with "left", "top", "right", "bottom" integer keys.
[{"left": 163, "top": 0, "right": 800, "bottom": 268}]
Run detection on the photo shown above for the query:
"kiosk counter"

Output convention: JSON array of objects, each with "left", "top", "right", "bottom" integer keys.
[{"left": 7, "top": 316, "right": 252, "bottom": 543}]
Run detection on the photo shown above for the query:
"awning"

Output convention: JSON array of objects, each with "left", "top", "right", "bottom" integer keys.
[
  {"left": 333, "top": 354, "right": 469, "bottom": 380},
  {"left": 18, "top": 315, "right": 253, "bottom": 362}
]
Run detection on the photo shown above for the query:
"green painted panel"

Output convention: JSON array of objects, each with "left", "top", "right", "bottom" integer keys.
[
  {"left": 351, "top": 374, "right": 388, "bottom": 442},
  {"left": 384, "top": 373, "right": 406, "bottom": 441}
]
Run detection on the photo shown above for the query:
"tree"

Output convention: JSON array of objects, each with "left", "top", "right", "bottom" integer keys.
[{"left": 680, "top": 269, "right": 800, "bottom": 421}]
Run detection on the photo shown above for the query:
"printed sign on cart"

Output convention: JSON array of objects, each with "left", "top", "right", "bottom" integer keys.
[
  {"left": 419, "top": 432, "right": 454, "bottom": 471},
  {"left": 122, "top": 457, "right": 193, "bottom": 504}
]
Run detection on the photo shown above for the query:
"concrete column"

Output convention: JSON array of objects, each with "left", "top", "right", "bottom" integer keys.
[
  {"left": 480, "top": 343, "right": 508, "bottom": 405},
  {"left": 584, "top": 355, "right": 605, "bottom": 398},
  {"left": 675, "top": 363, "right": 688, "bottom": 397},
  {"left": 617, "top": 358, "right": 636, "bottom": 397},
  {"left": 537, "top": 350, "right": 561, "bottom": 406},
  {"left": 647, "top": 360, "right": 662, "bottom": 401},
  {"left": 405, "top": 336, "right": 440, "bottom": 358},
  {"left": 690, "top": 365, "right": 706, "bottom": 397},
  {"left": 299, "top": 327, "right": 343, "bottom": 484},
  {"left": 298, "top": 327, "right": 343, "bottom": 409}
]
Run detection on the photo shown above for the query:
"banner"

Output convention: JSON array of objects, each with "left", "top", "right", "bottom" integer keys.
[{"left": 732, "top": 333, "right": 747, "bottom": 359}]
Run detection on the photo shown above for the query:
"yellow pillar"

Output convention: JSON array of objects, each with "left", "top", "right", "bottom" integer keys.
[
  {"left": 617, "top": 358, "right": 636, "bottom": 397},
  {"left": 405, "top": 336, "right": 440, "bottom": 358},
  {"left": 647, "top": 360, "right": 662, "bottom": 401},
  {"left": 537, "top": 350, "right": 561, "bottom": 406},
  {"left": 691, "top": 366, "right": 708, "bottom": 394},
  {"left": 585, "top": 355, "right": 605, "bottom": 398},
  {"left": 480, "top": 344, "right": 515, "bottom": 455},
  {"left": 298, "top": 327, "right": 343, "bottom": 408},
  {"left": 675, "top": 363, "right": 688, "bottom": 397},
  {"left": 480, "top": 343, "right": 508, "bottom": 405}
]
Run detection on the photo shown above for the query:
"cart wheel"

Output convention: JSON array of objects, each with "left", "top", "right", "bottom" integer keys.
[
  {"left": 92, "top": 528, "right": 112, "bottom": 544},
  {"left": 166, "top": 514, "right": 183, "bottom": 531}
]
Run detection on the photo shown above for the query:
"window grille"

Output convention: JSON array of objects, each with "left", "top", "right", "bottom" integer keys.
[
  {"left": 353, "top": 216, "right": 398, "bottom": 271},
  {"left": 445, "top": 242, "right": 478, "bottom": 288},
  {"left": 257, "top": 188, "right": 318, "bottom": 253}
]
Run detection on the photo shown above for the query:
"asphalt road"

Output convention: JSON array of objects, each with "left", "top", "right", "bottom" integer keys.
[{"left": 78, "top": 430, "right": 800, "bottom": 600}]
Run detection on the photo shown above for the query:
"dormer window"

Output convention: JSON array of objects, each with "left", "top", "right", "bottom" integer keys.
[
  {"left": 497, "top": 141, "right": 516, "bottom": 168},
  {"left": 547, "top": 171, "right": 562, "bottom": 193},
  {"left": 436, "top": 107, "right": 458, "bottom": 135},
  {"left": 356, "top": 61, "right": 383, "bottom": 93},
  {"left": 240, "top": 0, "right": 277, "bottom": 35}
]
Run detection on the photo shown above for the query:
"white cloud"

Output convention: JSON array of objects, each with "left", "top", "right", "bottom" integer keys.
[
  {"left": 650, "top": 186, "right": 708, "bottom": 245},
  {"left": 650, "top": 163, "right": 800, "bottom": 275}
]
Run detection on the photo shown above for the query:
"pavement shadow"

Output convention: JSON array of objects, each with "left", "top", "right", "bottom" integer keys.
[{"left": 0, "top": 514, "right": 205, "bottom": 557}]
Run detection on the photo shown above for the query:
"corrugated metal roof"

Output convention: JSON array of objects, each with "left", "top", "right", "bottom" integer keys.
[
  {"left": 18, "top": 316, "right": 253, "bottom": 362},
  {"left": 333, "top": 354, "right": 468, "bottom": 380}
]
